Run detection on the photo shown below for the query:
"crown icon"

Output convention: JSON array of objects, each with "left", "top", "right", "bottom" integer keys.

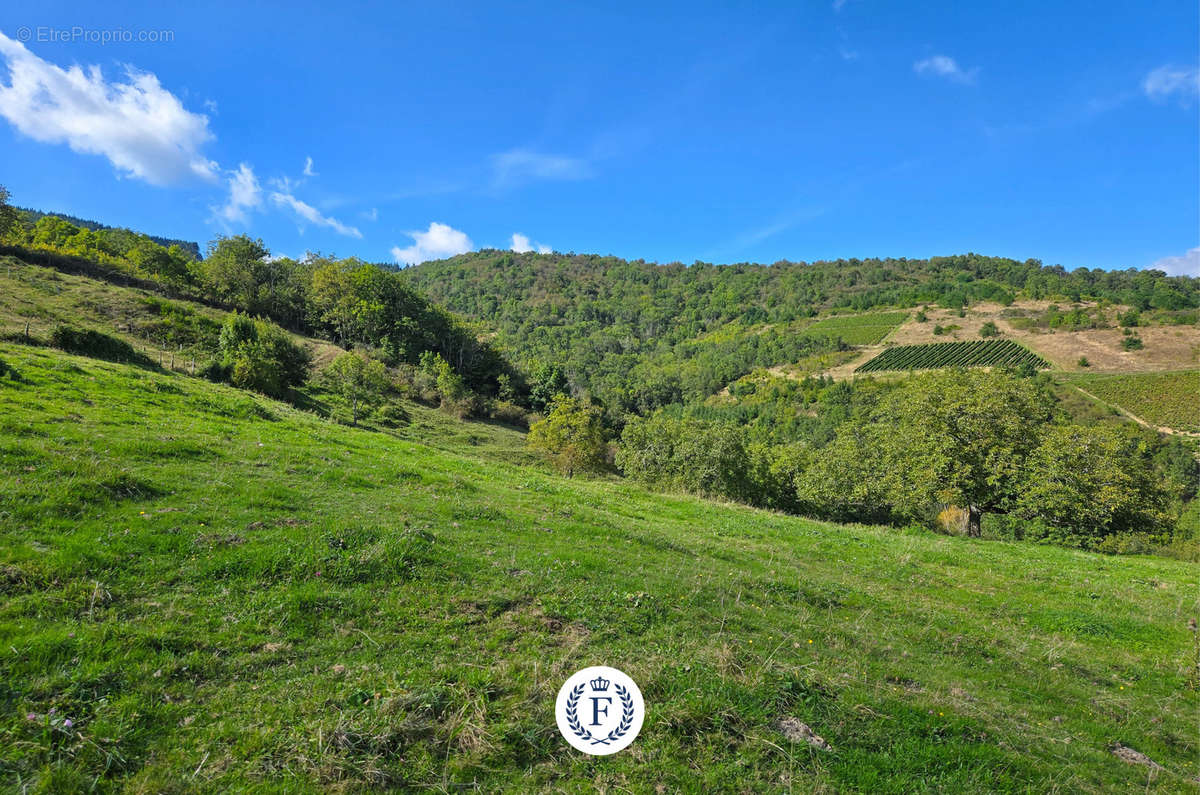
[{"left": 589, "top": 675, "right": 610, "bottom": 692}]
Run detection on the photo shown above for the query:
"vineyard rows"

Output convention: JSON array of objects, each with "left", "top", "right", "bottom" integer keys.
[{"left": 856, "top": 339, "right": 1048, "bottom": 373}]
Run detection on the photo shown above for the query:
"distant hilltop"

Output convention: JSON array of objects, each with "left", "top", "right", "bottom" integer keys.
[{"left": 15, "top": 206, "right": 202, "bottom": 261}]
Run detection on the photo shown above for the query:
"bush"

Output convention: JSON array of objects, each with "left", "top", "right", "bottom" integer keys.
[
  {"left": 979, "top": 321, "right": 1000, "bottom": 337},
  {"left": 212, "top": 314, "right": 311, "bottom": 398},
  {"left": 1077, "top": 356, "right": 1090, "bottom": 368},
  {"left": 1121, "top": 334, "right": 1144, "bottom": 351},
  {"left": 1118, "top": 308, "right": 1140, "bottom": 327},
  {"left": 49, "top": 325, "right": 145, "bottom": 364}
]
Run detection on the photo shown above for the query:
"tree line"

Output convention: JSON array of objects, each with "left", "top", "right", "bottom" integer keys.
[{"left": 532, "top": 369, "right": 1198, "bottom": 554}]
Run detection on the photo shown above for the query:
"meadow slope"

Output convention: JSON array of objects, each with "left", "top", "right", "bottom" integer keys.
[{"left": 0, "top": 343, "right": 1197, "bottom": 792}]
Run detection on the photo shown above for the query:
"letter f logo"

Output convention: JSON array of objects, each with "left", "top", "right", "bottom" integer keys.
[{"left": 589, "top": 696, "right": 612, "bottom": 726}]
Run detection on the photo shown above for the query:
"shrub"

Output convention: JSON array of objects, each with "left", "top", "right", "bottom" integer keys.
[
  {"left": 49, "top": 325, "right": 144, "bottom": 364},
  {"left": 419, "top": 351, "right": 480, "bottom": 417},
  {"left": 1077, "top": 356, "right": 1090, "bottom": 368},
  {"left": 979, "top": 321, "right": 1000, "bottom": 338},
  {"left": 212, "top": 314, "right": 311, "bottom": 398},
  {"left": 1121, "top": 334, "right": 1144, "bottom": 351}
]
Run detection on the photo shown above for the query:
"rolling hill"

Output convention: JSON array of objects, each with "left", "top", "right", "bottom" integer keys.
[{"left": 1, "top": 342, "right": 1197, "bottom": 791}]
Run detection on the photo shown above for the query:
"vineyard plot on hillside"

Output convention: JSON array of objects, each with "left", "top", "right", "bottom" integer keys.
[
  {"left": 804, "top": 312, "right": 908, "bottom": 345},
  {"left": 1067, "top": 370, "right": 1200, "bottom": 433},
  {"left": 856, "top": 339, "right": 1049, "bottom": 373}
]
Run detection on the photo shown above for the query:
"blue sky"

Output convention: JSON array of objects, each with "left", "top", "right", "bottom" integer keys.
[{"left": 0, "top": 1, "right": 1196, "bottom": 274}]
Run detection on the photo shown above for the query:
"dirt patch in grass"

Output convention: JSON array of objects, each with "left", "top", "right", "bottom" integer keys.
[
  {"left": 1110, "top": 744, "right": 1162, "bottom": 770},
  {"left": 778, "top": 717, "right": 833, "bottom": 751}
]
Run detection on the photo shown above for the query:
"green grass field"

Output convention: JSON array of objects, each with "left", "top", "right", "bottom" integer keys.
[
  {"left": 1, "top": 341, "right": 1197, "bottom": 792},
  {"left": 1064, "top": 371, "right": 1200, "bottom": 434},
  {"left": 804, "top": 312, "right": 909, "bottom": 346}
]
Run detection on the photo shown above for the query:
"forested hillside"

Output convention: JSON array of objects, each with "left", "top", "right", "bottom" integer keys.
[{"left": 404, "top": 249, "right": 1199, "bottom": 408}]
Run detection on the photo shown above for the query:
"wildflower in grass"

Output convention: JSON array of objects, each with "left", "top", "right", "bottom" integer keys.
[
  {"left": 63, "top": 719, "right": 72, "bottom": 728},
  {"left": 26, "top": 712, "right": 35, "bottom": 721}
]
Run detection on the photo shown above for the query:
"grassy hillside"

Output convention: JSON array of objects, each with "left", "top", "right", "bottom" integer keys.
[
  {"left": 1, "top": 342, "right": 1197, "bottom": 792},
  {"left": 0, "top": 255, "right": 344, "bottom": 368}
]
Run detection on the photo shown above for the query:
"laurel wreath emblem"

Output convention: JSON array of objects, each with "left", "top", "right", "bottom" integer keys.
[{"left": 564, "top": 682, "right": 636, "bottom": 745}]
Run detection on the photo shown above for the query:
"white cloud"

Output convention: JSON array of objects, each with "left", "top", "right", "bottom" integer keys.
[
  {"left": 363, "top": 207, "right": 378, "bottom": 221},
  {"left": 0, "top": 32, "right": 217, "bottom": 185},
  {"left": 1151, "top": 247, "right": 1200, "bottom": 277},
  {"left": 212, "top": 163, "right": 263, "bottom": 225},
  {"left": 1143, "top": 65, "right": 1200, "bottom": 105},
  {"left": 270, "top": 191, "right": 362, "bottom": 238},
  {"left": 511, "top": 233, "right": 551, "bottom": 254},
  {"left": 914, "top": 55, "right": 977, "bottom": 85},
  {"left": 491, "top": 148, "right": 592, "bottom": 189},
  {"left": 303, "top": 156, "right": 317, "bottom": 177},
  {"left": 391, "top": 222, "right": 473, "bottom": 266}
]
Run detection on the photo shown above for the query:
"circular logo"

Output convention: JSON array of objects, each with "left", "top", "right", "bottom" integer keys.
[{"left": 555, "top": 666, "right": 644, "bottom": 755}]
